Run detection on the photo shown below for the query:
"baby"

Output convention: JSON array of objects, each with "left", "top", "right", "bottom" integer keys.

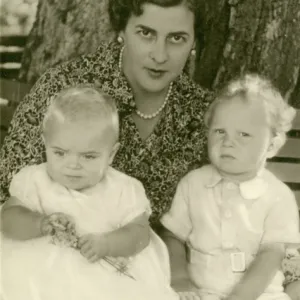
[
  {"left": 161, "top": 74, "right": 300, "bottom": 300},
  {"left": 1, "top": 85, "right": 178, "bottom": 300}
]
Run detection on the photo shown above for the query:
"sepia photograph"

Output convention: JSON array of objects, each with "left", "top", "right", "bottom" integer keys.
[{"left": 0, "top": 0, "right": 300, "bottom": 299}]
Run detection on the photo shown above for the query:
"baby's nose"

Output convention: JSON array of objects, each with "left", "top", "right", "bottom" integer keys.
[{"left": 66, "top": 155, "right": 81, "bottom": 168}]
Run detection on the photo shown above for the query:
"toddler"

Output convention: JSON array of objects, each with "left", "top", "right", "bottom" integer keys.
[
  {"left": 1, "top": 85, "right": 179, "bottom": 300},
  {"left": 161, "top": 74, "right": 300, "bottom": 300}
]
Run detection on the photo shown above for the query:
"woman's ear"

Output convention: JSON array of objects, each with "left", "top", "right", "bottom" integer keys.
[{"left": 108, "top": 142, "right": 120, "bottom": 165}]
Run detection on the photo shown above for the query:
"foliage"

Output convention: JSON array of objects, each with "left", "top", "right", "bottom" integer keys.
[{"left": 0, "top": 0, "right": 37, "bottom": 35}]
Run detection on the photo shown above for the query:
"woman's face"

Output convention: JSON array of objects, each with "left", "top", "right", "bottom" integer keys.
[{"left": 119, "top": 2, "right": 195, "bottom": 94}]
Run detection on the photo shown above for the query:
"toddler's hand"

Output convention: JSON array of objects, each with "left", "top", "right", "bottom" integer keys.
[
  {"left": 40, "top": 212, "right": 75, "bottom": 236},
  {"left": 178, "top": 291, "right": 201, "bottom": 300},
  {"left": 78, "top": 234, "right": 108, "bottom": 263},
  {"left": 172, "top": 278, "right": 200, "bottom": 300}
]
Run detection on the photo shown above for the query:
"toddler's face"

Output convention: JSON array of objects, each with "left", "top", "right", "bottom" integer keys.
[
  {"left": 208, "top": 96, "right": 273, "bottom": 181},
  {"left": 44, "top": 120, "right": 118, "bottom": 191}
]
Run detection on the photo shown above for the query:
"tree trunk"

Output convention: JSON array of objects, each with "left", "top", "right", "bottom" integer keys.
[
  {"left": 195, "top": 0, "right": 300, "bottom": 107},
  {"left": 19, "top": 0, "right": 114, "bottom": 84},
  {"left": 19, "top": 0, "right": 300, "bottom": 107}
]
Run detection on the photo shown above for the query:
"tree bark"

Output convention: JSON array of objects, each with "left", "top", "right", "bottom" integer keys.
[
  {"left": 19, "top": 0, "right": 300, "bottom": 107},
  {"left": 195, "top": 0, "right": 300, "bottom": 107},
  {"left": 19, "top": 0, "right": 114, "bottom": 84}
]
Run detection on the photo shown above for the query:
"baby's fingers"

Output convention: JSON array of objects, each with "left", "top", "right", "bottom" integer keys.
[{"left": 78, "top": 235, "right": 92, "bottom": 248}]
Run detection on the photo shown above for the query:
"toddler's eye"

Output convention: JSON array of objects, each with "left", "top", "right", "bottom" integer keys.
[
  {"left": 83, "top": 154, "right": 97, "bottom": 160},
  {"left": 240, "top": 132, "right": 251, "bottom": 137}
]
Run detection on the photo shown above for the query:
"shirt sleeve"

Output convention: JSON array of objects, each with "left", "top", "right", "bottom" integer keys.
[
  {"left": 117, "top": 178, "right": 152, "bottom": 227},
  {"left": 9, "top": 165, "right": 42, "bottom": 212},
  {"left": 160, "top": 175, "right": 192, "bottom": 242},
  {"left": 261, "top": 186, "right": 300, "bottom": 246}
]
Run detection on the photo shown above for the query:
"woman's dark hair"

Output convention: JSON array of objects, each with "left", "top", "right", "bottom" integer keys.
[{"left": 108, "top": 0, "right": 202, "bottom": 38}]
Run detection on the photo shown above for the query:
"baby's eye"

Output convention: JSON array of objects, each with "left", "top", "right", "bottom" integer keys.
[
  {"left": 54, "top": 150, "right": 65, "bottom": 157},
  {"left": 169, "top": 35, "right": 185, "bottom": 44},
  {"left": 214, "top": 129, "right": 225, "bottom": 135}
]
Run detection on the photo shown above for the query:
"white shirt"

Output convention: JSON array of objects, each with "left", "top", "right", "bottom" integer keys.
[
  {"left": 9, "top": 163, "right": 151, "bottom": 235},
  {"left": 161, "top": 165, "right": 300, "bottom": 296}
]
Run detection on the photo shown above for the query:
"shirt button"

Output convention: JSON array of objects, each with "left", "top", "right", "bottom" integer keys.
[
  {"left": 224, "top": 210, "right": 232, "bottom": 219},
  {"left": 226, "top": 182, "right": 237, "bottom": 190}
]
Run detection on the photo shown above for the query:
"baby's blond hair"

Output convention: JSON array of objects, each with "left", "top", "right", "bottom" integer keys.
[
  {"left": 205, "top": 74, "right": 296, "bottom": 155},
  {"left": 43, "top": 85, "right": 119, "bottom": 142}
]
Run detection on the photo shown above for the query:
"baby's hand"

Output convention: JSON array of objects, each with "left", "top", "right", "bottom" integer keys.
[
  {"left": 78, "top": 234, "right": 108, "bottom": 263},
  {"left": 40, "top": 212, "right": 75, "bottom": 236}
]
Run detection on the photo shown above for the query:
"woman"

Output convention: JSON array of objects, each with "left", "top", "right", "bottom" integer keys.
[{"left": 0, "top": 0, "right": 299, "bottom": 298}]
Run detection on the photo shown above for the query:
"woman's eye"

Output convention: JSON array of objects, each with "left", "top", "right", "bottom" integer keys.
[
  {"left": 170, "top": 35, "right": 185, "bottom": 43},
  {"left": 139, "top": 29, "right": 152, "bottom": 38}
]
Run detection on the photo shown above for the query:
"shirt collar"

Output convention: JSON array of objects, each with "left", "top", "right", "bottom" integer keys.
[{"left": 205, "top": 165, "right": 268, "bottom": 200}]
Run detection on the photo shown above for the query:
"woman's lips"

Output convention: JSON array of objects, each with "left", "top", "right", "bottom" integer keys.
[
  {"left": 146, "top": 68, "right": 166, "bottom": 79},
  {"left": 220, "top": 154, "right": 235, "bottom": 160}
]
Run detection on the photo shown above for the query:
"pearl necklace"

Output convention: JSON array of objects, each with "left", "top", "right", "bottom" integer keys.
[{"left": 118, "top": 46, "right": 173, "bottom": 120}]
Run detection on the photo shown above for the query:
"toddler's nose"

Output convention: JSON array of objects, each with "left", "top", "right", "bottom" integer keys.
[{"left": 222, "top": 133, "right": 234, "bottom": 147}]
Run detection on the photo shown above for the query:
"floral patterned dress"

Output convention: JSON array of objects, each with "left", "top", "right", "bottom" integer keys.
[{"left": 0, "top": 41, "right": 211, "bottom": 227}]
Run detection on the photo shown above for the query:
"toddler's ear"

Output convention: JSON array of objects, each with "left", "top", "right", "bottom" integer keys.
[{"left": 266, "top": 135, "right": 282, "bottom": 158}]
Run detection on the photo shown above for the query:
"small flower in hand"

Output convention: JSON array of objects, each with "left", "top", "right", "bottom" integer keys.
[
  {"left": 40, "top": 212, "right": 75, "bottom": 236},
  {"left": 78, "top": 234, "right": 108, "bottom": 263}
]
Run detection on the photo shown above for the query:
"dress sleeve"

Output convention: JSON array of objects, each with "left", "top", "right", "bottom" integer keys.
[
  {"left": 9, "top": 165, "right": 42, "bottom": 212},
  {"left": 160, "top": 175, "right": 192, "bottom": 242},
  {"left": 0, "top": 68, "right": 68, "bottom": 204},
  {"left": 261, "top": 187, "right": 300, "bottom": 246},
  {"left": 117, "top": 178, "right": 152, "bottom": 227}
]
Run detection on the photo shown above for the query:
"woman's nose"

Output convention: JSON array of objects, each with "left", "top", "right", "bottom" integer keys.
[{"left": 150, "top": 40, "right": 168, "bottom": 64}]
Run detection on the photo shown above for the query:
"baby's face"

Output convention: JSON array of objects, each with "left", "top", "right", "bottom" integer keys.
[
  {"left": 208, "top": 96, "right": 273, "bottom": 181},
  {"left": 44, "top": 120, "right": 117, "bottom": 191}
]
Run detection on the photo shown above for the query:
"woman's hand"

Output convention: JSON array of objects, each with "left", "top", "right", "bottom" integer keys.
[
  {"left": 40, "top": 212, "right": 75, "bottom": 236},
  {"left": 285, "top": 281, "right": 300, "bottom": 300},
  {"left": 78, "top": 233, "right": 108, "bottom": 263}
]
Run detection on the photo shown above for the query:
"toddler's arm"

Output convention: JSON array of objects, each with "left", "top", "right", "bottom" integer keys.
[
  {"left": 78, "top": 212, "right": 150, "bottom": 262},
  {"left": 225, "top": 243, "right": 285, "bottom": 300},
  {"left": 161, "top": 226, "right": 198, "bottom": 293}
]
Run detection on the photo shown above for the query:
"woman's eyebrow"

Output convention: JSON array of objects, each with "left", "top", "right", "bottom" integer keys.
[
  {"left": 135, "top": 24, "right": 156, "bottom": 32},
  {"left": 136, "top": 25, "right": 189, "bottom": 37}
]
